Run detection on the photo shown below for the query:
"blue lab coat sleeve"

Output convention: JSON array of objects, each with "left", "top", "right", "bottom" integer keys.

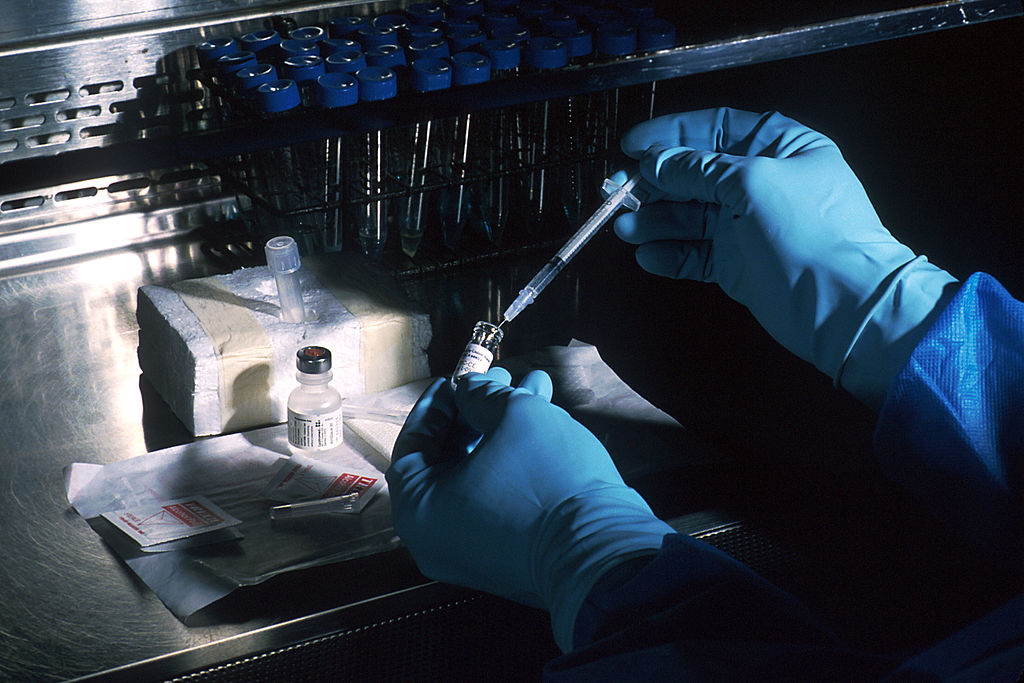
[{"left": 545, "top": 273, "right": 1024, "bottom": 682}]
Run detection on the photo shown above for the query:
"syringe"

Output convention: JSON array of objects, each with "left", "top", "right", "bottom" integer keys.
[{"left": 501, "top": 173, "right": 648, "bottom": 325}]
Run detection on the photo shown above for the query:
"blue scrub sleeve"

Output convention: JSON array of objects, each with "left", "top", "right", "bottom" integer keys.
[
  {"left": 547, "top": 273, "right": 1023, "bottom": 681},
  {"left": 874, "top": 272, "right": 1024, "bottom": 568}
]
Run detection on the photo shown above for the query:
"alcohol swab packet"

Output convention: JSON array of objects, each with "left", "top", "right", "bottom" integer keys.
[
  {"left": 260, "top": 452, "right": 384, "bottom": 514},
  {"left": 101, "top": 495, "right": 242, "bottom": 547}
]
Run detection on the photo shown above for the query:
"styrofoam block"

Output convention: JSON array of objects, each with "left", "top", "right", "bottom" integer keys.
[{"left": 137, "top": 259, "right": 430, "bottom": 436}]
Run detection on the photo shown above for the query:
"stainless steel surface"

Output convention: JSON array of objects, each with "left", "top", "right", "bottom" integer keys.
[{"left": 0, "top": 168, "right": 234, "bottom": 272}]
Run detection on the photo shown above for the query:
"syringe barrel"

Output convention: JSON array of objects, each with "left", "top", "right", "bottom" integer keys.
[{"left": 554, "top": 178, "right": 640, "bottom": 263}]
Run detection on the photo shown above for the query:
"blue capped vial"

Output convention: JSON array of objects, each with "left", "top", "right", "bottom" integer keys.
[
  {"left": 326, "top": 50, "right": 368, "bottom": 74},
  {"left": 518, "top": 1, "right": 556, "bottom": 27},
  {"left": 408, "top": 24, "right": 444, "bottom": 43},
  {"left": 240, "top": 30, "right": 281, "bottom": 59},
  {"left": 552, "top": 26, "right": 592, "bottom": 61},
  {"left": 236, "top": 63, "right": 278, "bottom": 91},
  {"left": 366, "top": 44, "right": 407, "bottom": 69},
  {"left": 356, "top": 25, "right": 400, "bottom": 50},
  {"left": 447, "top": 0, "right": 484, "bottom": 19},
  {"left": 197, "top": 37, "right": 238, "bottom": 65},
  {"left": 320, "top": 37, "right": 360, "bottom": 57},
  {"left": 330, "top": 16, "right": 369, "bottom": 39},
  {"left": 479, "top": 38, "right": 520, "bottom": 74},
  {"left": 407, "top": 3, "right": 445, "bottom": 26},
  {"left": 279, "top": 39, "right": 319, "bottom": 59},
  {"left": 540, "top": 13, "right": 577, "bottom": 35},
  {"left": 290, "top": 26, "right": 326, "bottom": 47},
  {"left": 451, "top": 51, "right": 491, "bottom": 85},
  {"left": 316, "top": 73, "right": 359, "bottom": 107},
  {"left": 448, "top": 27, "right": 486, "bottom": 52},
  {"left": 355, "top": 66, "right": 398, "bottom": 101},
  {"left": 282, "top": 55, "right": 325, "bottom": 84},
  {"left": 408, "top": 36, "right": 451, "bottom": 61},
  {"left": 524, "top": 36, "right": 568, "bottom": 69},
  {"left": 256, "top": 79, "right": 301, "bottom": 112},
  {"left": 595, "top": 22, "right": 637, "bottom": 57},
  {"left": 491, "top": 25, "right": 531, "bottom": 45},
  {"left": 218, "top": 51, "right": 257, "bottom": 76},
  {"left": 638, "top": 18, "right": 676, "bottom": 51},
  {"left": 410, "top": 57, "right": 453, "bottom": 92},
  {"left": 374, "top": 13, "right": 410, "bottom": 33},
  {"left": 482, "top": 11, "right": 519, "bottom": 33}
]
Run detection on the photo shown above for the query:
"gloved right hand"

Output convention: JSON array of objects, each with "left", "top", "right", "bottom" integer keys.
[{"left": 613, "top": 108, "right": 959, "bottom": 409}]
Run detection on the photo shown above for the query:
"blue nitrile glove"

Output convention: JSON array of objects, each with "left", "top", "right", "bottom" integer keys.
[
  {"left": 386, "top": 368, "right": 674, "bottom": 653},
  {"left": 613, "top": 108, "right": 960, "bottom": 409}
]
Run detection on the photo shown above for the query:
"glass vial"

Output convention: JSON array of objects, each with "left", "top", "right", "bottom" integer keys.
[
  {"left": 288, "top": 346, "right": 343, "bottom": 451},
  {"left": 451, "top": 321, "right": 503, "bottom": 387}
]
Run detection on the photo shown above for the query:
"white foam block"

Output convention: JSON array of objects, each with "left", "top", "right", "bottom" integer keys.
[{"left": 137, "top": 254, "right": 431, "bottom": 436}]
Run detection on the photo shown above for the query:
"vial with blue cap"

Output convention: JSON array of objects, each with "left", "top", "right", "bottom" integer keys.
[
  {"left": 406, "top": 2, "right": 445, "bottom": 26},
  {"left": 326, "top": 50, "right": 367, "bottom": 75},
  {"left": 240, "top": 30, "right": 281, "bottom": 61},
  {"left": 289, "top": 26, "right": 326, "bottom": 47},
  {"left": 330, "top": 16, "right": 369, "bottom": 39},
  {"left": 196, "top": 37, "right": 238, "bottom": 66},
  {"left": 408, "top": 36, "right": 451, "bottom": 61},
  {"left": 316, "top": 73, "right": 358, "bottom": 108},
  {"left": 320, "top": 37, "right": 360, "bottom": 57}
]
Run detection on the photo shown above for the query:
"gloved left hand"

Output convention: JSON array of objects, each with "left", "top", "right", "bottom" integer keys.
[{"left": 387, "top": 368, "right": 674, "bottom": 652}]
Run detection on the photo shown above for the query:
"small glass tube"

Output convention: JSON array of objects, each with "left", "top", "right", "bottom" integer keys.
[{"left": 451, "top": 321, "right": 504, "bottom": 386}]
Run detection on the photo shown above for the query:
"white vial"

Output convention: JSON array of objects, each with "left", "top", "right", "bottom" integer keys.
[
  {"left": 450, "top": 321, "right": 503, "bottom": 387},
  {"left": 288, "top": 346, "right": 343, "bottom": 452}
]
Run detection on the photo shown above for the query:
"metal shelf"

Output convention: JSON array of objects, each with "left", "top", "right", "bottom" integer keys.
[{"left": 0, "top": 0, "right": 1019, "bottom": 194}]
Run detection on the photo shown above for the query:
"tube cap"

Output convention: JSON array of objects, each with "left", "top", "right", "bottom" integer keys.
[
  {"left": 330, "top": 16, "right": 369, "bottom": 39},
  {"left": 279, "top": 39, "right": 319, "bottom": 59},
  {"left": 408, "top": 25, "right": 444, "bottom": 43},
  {"left": 366, "top": 44, "right": 407, "bottom": 68},
  {"left": 296, "top": 346, "right": 332, "bottom": 373},
  {"left": 255, "top": 79, "right": 301, "bottom": 112},
  {"left": 320, "top": 37, "right": 360, "bottom": 57},
  {"left": 240, "top": 30, "right": 281, "bottom": 56},
  {"left": 491, "top": 25, "right": 531, "bottom": 45},
  {"left": 451, "top": 51, "right": 491, "bottom": 85},
  {"left": 447, "top": 0, "right": 484, "bottom": 19},
  {"left": 217, "top": 51, "right": 257, "bottom": 75},
  {"left": 448, "top": 27, "right": 486, "bottom": 52},
  {"left": 518, "top": 1, "right": 556, "bottom": 24},
  {"left": 326, "top": 50, "right": 368, "bottom": 74},
  {"left": 410, "top": 57, "right": 453, "bottom": 92},
  {"left": 407, "top": 3, "right": 445, "bottom": 26},
  {"left": 479, "top": 38, "right": 520, "bottom": 71},
  {"left": 282, "top": 55, "right": 325, "bottom": 83},
  {"left": 524, "top": 36, "right": 568, "bottom": 69},
  {"left": 355, "top": 66, "right": 398, "bottom": 100},
  {"left": 266, "top": 235, "right": 301, "bottom": 273},
  {"left": 236, "top": 63, "right": 278, "bottom": 91},
  {"left": 553, "top": 27, "right": 592, "bottom": 59},
  {"left": 197, "top": 37, "right": 238, "bottom": 65},
  {"left": 638, "top": 18, "right": 676, "bottom": 51},
  {"left": 595, "top": 22, "right": 637, "bottom": 56},
  {"left": 356, "top": 25, "right": 400, "bottom": 49},
  {"left": 316, "top": 73, "right": 359, "bottom": 107},
  {"left": 408, "top": 36, "right": 451, "bottom": 60},
  {"left": 482, "top": 11, "right": 518, "bottom": 32},
  {"left": 541, "top": 13, "right": 577, "bottom": 34},
  {"left": 289, "top": 26, "right": 326, "bottom": 46}
]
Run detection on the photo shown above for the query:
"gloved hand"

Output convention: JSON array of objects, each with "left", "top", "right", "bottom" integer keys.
[
  {"left": 386, "top": 368, "right": 674, "bottom": 653},
  {"left": 613, "top": 107, "right": 960, "bottom": 409}
]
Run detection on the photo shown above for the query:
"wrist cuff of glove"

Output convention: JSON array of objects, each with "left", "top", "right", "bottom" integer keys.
[
  {"left": 534, "top": 487, "right": 674, "bottom": 653},
  {"left": 836, "top": 255, "right": 959, "bottom": 410}
]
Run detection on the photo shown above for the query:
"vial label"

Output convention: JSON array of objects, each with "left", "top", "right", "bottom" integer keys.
[
  {"left": 452, "top": 343, "right": 493, "bottom": 382},
  {"left": 288, "top": 407, "right": 343, "bottom": 450}
]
